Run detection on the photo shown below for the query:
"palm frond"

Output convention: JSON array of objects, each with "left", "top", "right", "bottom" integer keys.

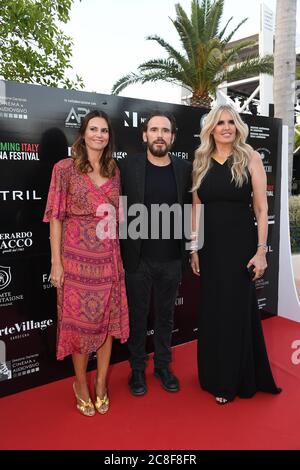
[
  {"left": 221, "top": 17, "right": 248, "bottom": 44},
  {"left": 112, "top": 72, "right": 144, "bottom": 94},
  {"left": 172, "top": 3, "right": 199, "bottom": 65},
  {"left": 218, "top": 16, "right": 233, "bottom": 40},
  {"left": 221, "top": 55, "right": 273, "bottom": 83},
  {"left": 206, "top": 0, "right": 224, "bottom": 40},
  {"left": 112, "top": 0, "right": 272, "bottom": 106},
  {"left": 138, "top": 58, "right": 194, "bottom": 88},
  {"left": 191, "top": 0, "right": 202, "bottom": 42},
  {"left": 146, "top": 35, "right": 190, "bottom": 71}
]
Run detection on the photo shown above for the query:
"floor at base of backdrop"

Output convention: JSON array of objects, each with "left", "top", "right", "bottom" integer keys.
[{"left": 1, "top": 316, "right": 299, "bottom": 450}]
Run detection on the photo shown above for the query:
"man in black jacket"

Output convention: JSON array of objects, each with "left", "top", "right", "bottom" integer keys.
[{"left": 118, "top": 111, "right": 192, "bottom": 396}]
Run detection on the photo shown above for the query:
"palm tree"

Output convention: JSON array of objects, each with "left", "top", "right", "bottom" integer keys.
[
  {"left": 112, "top": 0, "right": 274, "bottom": 108},
  {"left": 274, "top": 0, "right": 297, "bottom": 194}
]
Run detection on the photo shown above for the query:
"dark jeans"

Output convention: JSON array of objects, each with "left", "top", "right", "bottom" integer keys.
[{"left": 126, "top": 258, "right": 182, "bottom": 371}]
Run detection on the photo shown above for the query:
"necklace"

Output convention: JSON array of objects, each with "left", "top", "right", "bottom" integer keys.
[{"left": 212, "top": 153, "right": 232, "bottom": 164}]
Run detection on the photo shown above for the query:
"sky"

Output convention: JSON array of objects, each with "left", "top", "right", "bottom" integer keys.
[{"left": 63, "top": 0, "right": 300, "bottom": 104}]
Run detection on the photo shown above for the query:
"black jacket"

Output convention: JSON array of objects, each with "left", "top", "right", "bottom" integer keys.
[{"left": 117, "top": 154, "right": 192, "bottom": 272}]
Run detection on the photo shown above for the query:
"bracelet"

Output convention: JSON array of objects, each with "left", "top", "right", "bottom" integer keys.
[
  {"left": 257, "top": 243, "right": 267, "bottom": 251},
  {"left": 190, "top": 240, "right": 198, "bottom": 251}
]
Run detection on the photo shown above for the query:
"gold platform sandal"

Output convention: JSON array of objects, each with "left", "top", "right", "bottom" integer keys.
[
  {"left": 94, "top": 378, "right": 109, "bottom": 414},
  {"left": 73, "top": 382, "right": 95, "bottom": 417},
  {"left": 94, "top": 385, "right": 109, "bottom": 414},
  {"left": 95, "top": 393, "right": 109, "bottom": 414}
]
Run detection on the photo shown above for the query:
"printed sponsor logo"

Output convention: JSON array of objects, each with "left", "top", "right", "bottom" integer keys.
[
  {"left": 0, "top": 339, "right": 6, "bottom": 363},
  {"left": 257, "top": 147, "right": 271, "bottom": 163},
  {"left": 0, "top": 232, "right": 33, "bottom": 255},
  {"left": 170, "top": 151, "right": 189, "bottom": 160},
  {"left": 0, "top": 354, "right": 40, "bottom": 380},
  {"left": 113, "top": 151, "right": 127, "bottom": 160},
  {"left": 175, "top": 296, "right": 184, "bottom": 306},
  {"left": 0, "top": 190, "right": 41, "bottom": 201},
  {"left": 65, "top": 107, "right": 90, "bottom": 128},
  {"left": 0, "top": 360, "right": 12, "bottom": 381},
  {"left": 0, "top": 265, "right": 11, "bottom": 290},
  {"left": 0, "top": 142, "right": 39, "bottom": 161},
  {"left": 257, "top": 147, "right": 273, "bottom": 173},
  {"left": 0, "top": 266, "right": 24, "bottom": 307},
  {"left": 0, "top": 319, "right": 53, "bottom": 337},
  {"left": 267, "top": 184, "right": 274, "bottom": 197},
  {"left": 12, "top": 354, "right": 40, "bottom": 377},
  {"left": 194, "top": 113, "right": 208, "bottom": 138},
  {"left": 0, "top": 93, "right": 28, "bottom": 120},
  {"left": 42, "top": 273, "right": 53, "bottom": 290},
  {"left": 250, "top": 126, "right": 270, "bottom": 140},
  {"left": 123, "top": 111, "right": 146, "bottom": 128}
]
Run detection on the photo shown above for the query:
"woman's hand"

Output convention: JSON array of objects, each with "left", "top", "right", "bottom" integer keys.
[
  {"left": 247, "top": 250, "right": 267, "bottom": 281},
  {"left": 50, "top": 261, "right": 64, "bottom": 288},
  {"left": 190, "top": 252, "right": 200, "bottom": 276}
]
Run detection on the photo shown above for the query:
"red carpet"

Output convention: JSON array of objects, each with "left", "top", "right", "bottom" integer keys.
[{"left": 0, "top": 316, "right": 300, "bottom": 450}]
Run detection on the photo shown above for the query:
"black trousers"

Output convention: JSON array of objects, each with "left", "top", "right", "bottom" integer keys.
[{"left": 126, "top": 258, "right": 182, "bottom": 371}]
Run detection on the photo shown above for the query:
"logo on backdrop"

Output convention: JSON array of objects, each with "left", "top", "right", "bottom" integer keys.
[
  {"left": 0, "top": 348, "right": 40, "bottom": 380},
  {"left": 0, "top": 92, "right": 28, "bottom": 120},
  {"left": 113, "top": 151, "right": 127, "bottom": 160},
  {"left": 0, "top": 266, "right": 24, "bottom": 308},
  {"left": 0, "top": 232, "right": 33, "bottom": 255},
  {"left": 257, "top": 147, "right": 271, "bottom": 162},
  {"left": 0, "top": 190, "right": 41, "bottom": 201},
  {"left": 0, "top": 141, "right": 39, "bottom": 161},
  {"left": 256, "top": 147, "right": 273, "bottom": 173},
  {"left": 193, "top": 113, "right": 208, "bottom": 138},
  {"left": 0, "top": 339, "right": 6, "bottom": 363},
  {"left": 42, "top": 273, "right": 53, "bottom": 290},
  {"left": 0, "top": 319, "right": 53, "bottom": 337},
  {"left": 0, "top": 362, "right": 12, "bottom": 381},
  {"left": 0, "top": 266, "right": 11, "bottom": 290},
  {"left": 267, "top": 184, "right": 274, "bottom": 197},
  {"left": 0, "top": 339, "right": 11, "bottom": 382},
  {"left": 65, "top": 107, "right": 90, "bottom": 128},
  {"left": 123, "top": 111, "right": 146, "bottom": 128},
  {"left": 169, "top": 151, "right": 189, "bottom": 160}
]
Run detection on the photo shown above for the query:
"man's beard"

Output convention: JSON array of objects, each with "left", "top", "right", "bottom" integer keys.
[{"left": 148, "top": 140, "right": 173, "bottom": 157}]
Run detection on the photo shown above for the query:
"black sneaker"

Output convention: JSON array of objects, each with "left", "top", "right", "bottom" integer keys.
[
  {"left": 128, "top": 370, "right": 147, "bottom": 396},
  {"left": 154, "top": 367, "right": 180, "bottom": 392}
]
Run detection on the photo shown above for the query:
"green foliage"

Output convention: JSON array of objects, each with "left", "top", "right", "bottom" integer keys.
[
  {"left": 112, "top": 0, "right": 273, "bottom": 107},
  {"left": 0, "top": 0, "right": 83, "bottom": 89},
  {"left": 295, "top": 124, "right": 300, "bottom": 151},
  {"left": 289, "top": 196, "right": 300, "bottom": 253}
]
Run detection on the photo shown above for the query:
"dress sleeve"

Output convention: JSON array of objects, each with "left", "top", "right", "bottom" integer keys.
[
  {"left": 43, "top": 162, "right": 69, "bottom": 222},
  {"left": 115, "top": 166, "right": 124, "bottom": 223}
]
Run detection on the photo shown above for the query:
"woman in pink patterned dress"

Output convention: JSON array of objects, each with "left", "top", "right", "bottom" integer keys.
[{"left": 43, "top": 110, "right": 129, "bottom": 417}]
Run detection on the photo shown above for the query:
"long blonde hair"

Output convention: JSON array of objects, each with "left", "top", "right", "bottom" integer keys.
[{"left": 192, "top": 104, "right": 253, "bottom": 191}]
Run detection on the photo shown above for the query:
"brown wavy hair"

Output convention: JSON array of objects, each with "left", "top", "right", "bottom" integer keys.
[{"left": 71, "top": 110, "right": 116, "bottom": 177}]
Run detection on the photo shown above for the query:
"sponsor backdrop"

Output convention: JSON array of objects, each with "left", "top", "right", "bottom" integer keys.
[{"left": 0, "top": 80, "right": 282, "bottom": 396}]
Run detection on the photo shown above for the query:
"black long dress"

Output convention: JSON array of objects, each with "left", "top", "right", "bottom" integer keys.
[{"left": 197, "top": 158, "right": 280, "bottom": 401}]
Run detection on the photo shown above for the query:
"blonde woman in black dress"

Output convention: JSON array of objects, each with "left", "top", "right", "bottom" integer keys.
[{"left": 190, "top": 104, "right": 281, "bottom": 404}]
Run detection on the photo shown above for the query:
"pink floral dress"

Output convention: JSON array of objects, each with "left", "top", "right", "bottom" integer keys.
[{"left": 43, "top": 158, "right": 129, "bottom": 360}]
